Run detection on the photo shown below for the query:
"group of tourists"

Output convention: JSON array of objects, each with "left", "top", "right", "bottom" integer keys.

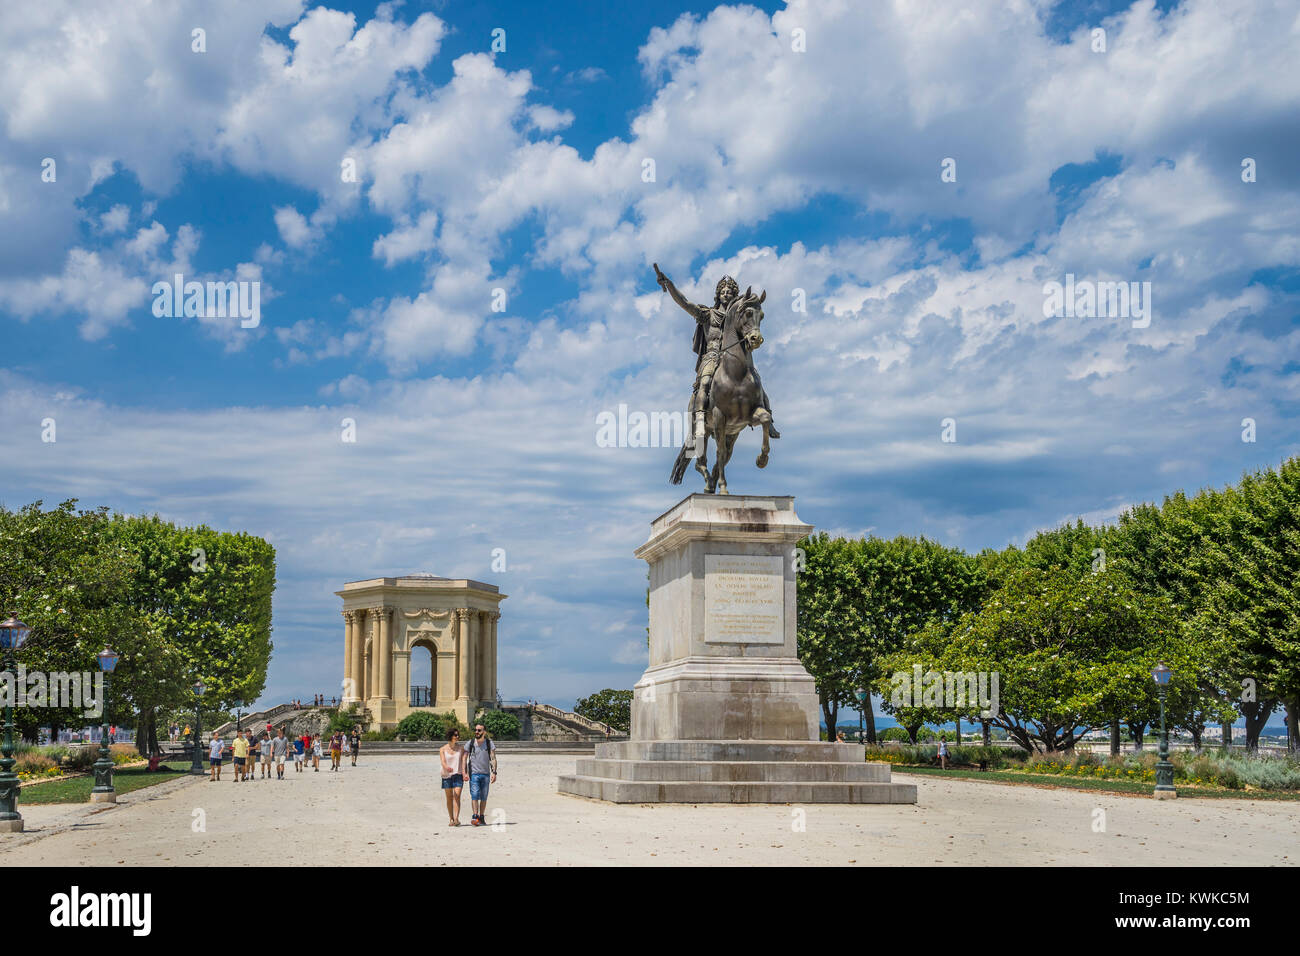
[
  {"left": 204, "top": 718, "right": 502, "bottom": 830},
  {"left": 206, "top": 725, "right": 362, "bottom": 781},
  {"left": 438, "top": 721, "right": 498, "bottom": 827}
]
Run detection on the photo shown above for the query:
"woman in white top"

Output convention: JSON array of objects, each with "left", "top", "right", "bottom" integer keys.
[{"left": 439, "top": 728, "right": 466, "bottom": 826}]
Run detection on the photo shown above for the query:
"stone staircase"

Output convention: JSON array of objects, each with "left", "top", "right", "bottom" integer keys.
[
  {"left": 558, "top": 740, "right": 917, "bottom": 804},
  {"left": 501, "top": 702, "right": 626, "bottom": 741},
  {"left": 211, "top": 703, "right": 354, "bottom": 739}
]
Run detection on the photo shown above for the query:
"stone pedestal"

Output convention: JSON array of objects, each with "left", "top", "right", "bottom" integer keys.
[{"left": 558, "top": 494, "right": 915, "bottom": 805}]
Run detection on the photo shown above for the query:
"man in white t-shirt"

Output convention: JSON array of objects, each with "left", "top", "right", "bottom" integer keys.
[
  {"left": 272, "top": 729, "right": 289, "bottom": 779},
  {"left": 208, "top": 734, "right": 224, "bottom": 781}
]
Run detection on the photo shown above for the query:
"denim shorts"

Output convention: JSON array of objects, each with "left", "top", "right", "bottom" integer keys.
[
  {"left": 469, "top": 773, "right": 490, "bottom": 800},
  {"left": 441, "top": 774, "right": 463, "bottom": 790}
]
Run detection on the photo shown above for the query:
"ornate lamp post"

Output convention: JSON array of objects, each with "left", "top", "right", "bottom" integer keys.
[
  {"left": 1152, "top": 663, "right": 1176, "bottom": 799},
  {"left": 854, "top": 687, "right": 868, "bottom": 744},
  {"left": 188, "top": 680, "right": 207, "bottom": 775},
  {"left": 235, "top": 699, "right": 245, "bottom": 736},
  {"left": 89, "top": 647, "right": 120, "bottom": 803},
  {"left": 0, "top": 615, "right": 31, "bottom": 832}
]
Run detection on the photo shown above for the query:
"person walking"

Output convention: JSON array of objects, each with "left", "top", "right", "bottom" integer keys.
[
  {"left": 208, "top": 733, "right": 224, "bottom": 781},
  {"left": 273, "top": 728, "right": 289, "bottom": 779},
  {"left": 465, "top": 722, "right": 497, "bottom": 827},
  {"left": 349, "top": 726, "right": 361, "bottom": 767},
  {"left": 312, "top": 733, "right": 322, "bottom": 771},
  {"left": 938, "top": 737, "right": 949, "bottom": 770},
  {"left": 440, "top": 728, "right": 465, "bottom": 826},
  {"left": 232, "top": 730, "right": 248, "bottom": 782},
  {"left": 259, "top": 732, "right": 272, "bottom": 779},
  {"left": 329, "top": 731, "right": 343, "bottom": 771},
  {"left": 293, "top": 733, "right": 305, "bottom": 772}
]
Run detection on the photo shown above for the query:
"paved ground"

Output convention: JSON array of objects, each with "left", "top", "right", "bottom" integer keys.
[{"left": 2, "top": 755, "right": 1296, "bottom": 866}]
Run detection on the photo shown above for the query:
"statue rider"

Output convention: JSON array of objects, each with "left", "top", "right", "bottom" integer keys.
[{"left": 653, "top": 264, "right": 780, "bottom": 447}]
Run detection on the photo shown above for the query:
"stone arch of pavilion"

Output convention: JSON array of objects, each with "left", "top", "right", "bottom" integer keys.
[{"left": 336, "top": 574, "right": 506, "bottom": 730}]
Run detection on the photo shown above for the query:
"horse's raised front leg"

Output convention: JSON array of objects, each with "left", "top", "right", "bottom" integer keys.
[{"left": 752, "top": 408, "right": 772, "bottom": 468}]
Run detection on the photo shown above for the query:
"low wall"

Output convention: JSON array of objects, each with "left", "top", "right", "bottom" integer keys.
[{"left": 360, "top": 740, "right": 608, "bottom": 754}]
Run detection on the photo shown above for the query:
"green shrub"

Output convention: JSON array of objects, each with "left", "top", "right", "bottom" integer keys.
[
  {"left": 362, "top": 728, "right": 397, "bottom": 741},
  {"left": 14, "top": 751, "right": 57, "bottom": 775},
  {"left": 329, "top": 705, "right": 363, "bottom": 733},
  {"left": 64, "top": 747, "right": 99, "bottom": 771},
  {"left": 879, "top": 727, "right": 912, "bottom": 742},
  {"left": 395, "top": 711, "right": 469, "bottom": 741},
  {"left": 477, "top": 709, "right": 520, "bottom": 740}
]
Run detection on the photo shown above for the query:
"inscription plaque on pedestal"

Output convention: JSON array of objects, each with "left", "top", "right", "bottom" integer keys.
[{"left": 704, "top": 553, "right": 783, "bottom": 644}]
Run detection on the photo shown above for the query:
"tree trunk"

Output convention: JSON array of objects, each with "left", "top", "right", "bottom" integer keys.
[
  {"left": 955, "top": 716, "right": 961, "bottom": 743},
  {"left": 864, "top": 708, "right": 877, "bottom": 745},
  {"left": 1109, "top": 717, "right": 1120, "bottom": 756},
  {"left": 1190, "top": 725, "right": 1202, "bottom": 751},
  {"left": 981, "top": 718, "right": 991, "bottom": 747},
  {"left": 1221, "top": 719, "right": 1232, "bottom": 750},
  {"left": 820, "top": 697, "right": 837, "bottom": 742},
  {"left": 906, "top": 722, "right": 922, "bottom": 745},
  {"left": 1241, "top": 699, "right": 1274, "bottom": 750},
  {"left": 139, "top": 708, "right": 159, "bottom": 756},
  {"left": 1127, "top": 721, "right": 1146, "bottom": 751},
  {"left": 1286, "top": 699, "right": 1298, "bottom": 753}
]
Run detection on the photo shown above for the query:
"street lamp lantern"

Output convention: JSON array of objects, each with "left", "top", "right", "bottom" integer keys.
[
  {"left": 1151, "top": 662, "right": 1176, "bottom": 799},
  {"left": 0, "top": 616, "right": 31, "bottom": 651},
  {"left": 90, "top": 646, "right": 119, "bottom": 803},
  {"left": 193, "top": 680, "right": 206, "bottom": 698},
  {"left": 0, "top": 615, "right": 30, "bottom": 831}
]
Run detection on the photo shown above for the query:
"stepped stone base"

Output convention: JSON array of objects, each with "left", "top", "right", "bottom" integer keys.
[{"left": 557, "top": 740, "right": 917, "bottom": 804}]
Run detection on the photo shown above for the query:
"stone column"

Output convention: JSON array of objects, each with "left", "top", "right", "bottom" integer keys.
[
  {"left": 470, "top": 613, "right": 486, "bottom": 702},
  {"left": 455, "top": 609, "right": 470, "bottom": 700},
  {"left": 377, "top": 606, "right": 393, "bottom": 699},
  {"left": 342, "top": 610, "right": 355, "bottom": 701},
  {"left": 348, "top": 609, "right": 366, "bottom": 703},
  {"left": 475, "top": 611, "right": 487, "bottom": 699},
  {"left": 488, "top": 611, "right": 500, "bottom": 704},
  {"left": 366, "top": 608, "right": 379, "bottom": 697}
]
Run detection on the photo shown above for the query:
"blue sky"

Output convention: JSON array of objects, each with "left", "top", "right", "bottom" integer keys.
[{"left": 1, "top": 0, "right": 1298, "bottom": 717}]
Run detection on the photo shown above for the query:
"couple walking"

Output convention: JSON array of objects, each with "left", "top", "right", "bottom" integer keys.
[{"left": 439, "top": 722, "right": 497, "bottom": 827}]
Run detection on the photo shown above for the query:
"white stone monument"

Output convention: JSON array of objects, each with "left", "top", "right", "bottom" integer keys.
[{"left": 558, "top": 494, "right": 917, "bottom": 803}]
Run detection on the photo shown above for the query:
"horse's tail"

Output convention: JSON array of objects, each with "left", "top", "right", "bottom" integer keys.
[{"left": 670, "top": 444, "right": 692, "bottom": 485}]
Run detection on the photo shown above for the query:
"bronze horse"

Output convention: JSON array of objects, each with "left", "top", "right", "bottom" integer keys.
[{"left": 670, "top": 288, "right": 774, "bottom": 494}]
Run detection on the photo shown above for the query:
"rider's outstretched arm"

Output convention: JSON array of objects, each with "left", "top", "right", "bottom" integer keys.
[{"left": 654, "top": 263, "right": 707, "bottom": 324}]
